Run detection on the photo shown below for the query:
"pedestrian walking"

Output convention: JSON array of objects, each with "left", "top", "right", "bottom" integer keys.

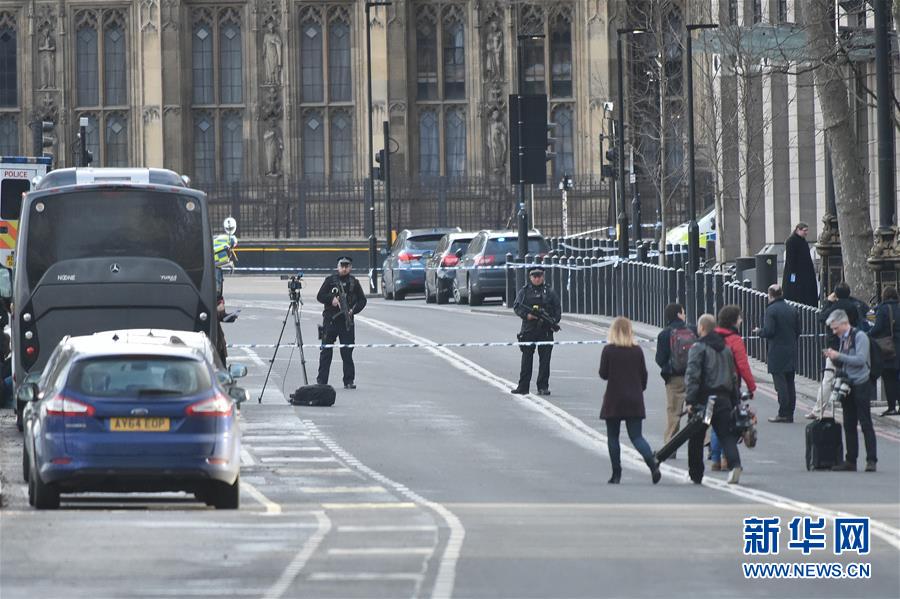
[
  {"left": 782, "top": 222, "right": 818, "bottom": 306},
  {"left": 655, "top": 303, "right": 697, "bottom": 455},
  {"left": 316, "top": 256, "right": 367, "bottom": 389},
  {"left": 711, "top": 305, "right": 756, "bottom": 470},
  {"left": 685, "top": 314, "right": 743, "bottom": 485},
  {"left": 754, "top": 285, "right": 800, "bottom": 423},
  {"left": 511, "top": 267, "right": 561, "bottom": 395},
  {"left": 599, "top": 317, "right": 661, "bottom": 485},
  {"left": 824, "top": 310, "right": 877, "bottom": 472},
  {"left": 869, "top": 286, "right": 900, "bottom": 416}
]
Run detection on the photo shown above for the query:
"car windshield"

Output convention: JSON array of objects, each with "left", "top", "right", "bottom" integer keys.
[
  {"left": 485, "top": 237, "right": 549, "bottom": 257},
  {"left": 449, "top": 239, "right": 472, "bottom": 254},
  {"left": 405, "top": 235, "right": 445, "bottom": 252},
  {"left": 67, "top": 356, "right": 212, "bottom": 398}
]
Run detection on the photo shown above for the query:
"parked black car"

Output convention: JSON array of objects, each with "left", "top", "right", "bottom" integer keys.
[
  {"left": 424, "top": 232, "right": 476, "bottom": 304},
  {"left": 382, "top": 227, "right": 461, "bottom": 300},
  {"left": 453, "top": 230, "right": 549, "bottom": 306}
]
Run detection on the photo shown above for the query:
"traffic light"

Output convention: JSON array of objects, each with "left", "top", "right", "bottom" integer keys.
[
  {"left": 508, "top": 94, "right": 548, "bottom": 185},
  {"left": 32, "top": 120, "right": 55, "bottom": 157},
  {"left": 373, "top": 149, "right": 385, "bottom": 181},
  {"left": 604, "top": 147, "right": 619, "bottom": 177}
]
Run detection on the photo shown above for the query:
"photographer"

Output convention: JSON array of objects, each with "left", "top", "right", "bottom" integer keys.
[
  {"left": 824, "top": 309, "right": 877, "bottom": 472},
  {"left": 316, "top": 256, "right": 367, "bottom": 389}
]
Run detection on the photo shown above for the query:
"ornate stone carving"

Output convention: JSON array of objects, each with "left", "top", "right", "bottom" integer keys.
[
  {"left": 163, "top": 105, "right": 181, "bottom": 116},
  {"left": 161, "top": 0, "right": 179, "bottom": 31},
  {"left": 32, "top": 92, "right": 59, "bottom": 122},
  {"left": 389, "top": 102, "right": 407, "bottom": 116},
  {"left": 140, "top": 0, "right": 158, "bottom": 33},
  {"left": 258, "top": 0, "right": 281, "bottom": 28},
  {"left": 143, "top": 106, "right": 161, "bottom": 124},
  {"left": 483, "top": 14, "right": 503, "bottom": 81},
  {"left": 588, "top": 0, "right": 606, "bottom": 25},
  {"left": 263, "top": 126, "right": 283, "bottom": 177},
  {"left": 262, "top": 21, "right": 283, "bottom": 86},
  {"left": 259, "top": 86, "right": 282, "bottom": 122},
  {"left": 519, "top": 4, "right": 544, "bottom": 36},
  {"left": 486, "top": 104, "right": 507, "bottom": 177}
]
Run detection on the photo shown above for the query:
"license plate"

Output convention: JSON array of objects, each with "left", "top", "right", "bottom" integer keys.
[{"left": 109, "top": 417, "right": 170, "bottom": 432}]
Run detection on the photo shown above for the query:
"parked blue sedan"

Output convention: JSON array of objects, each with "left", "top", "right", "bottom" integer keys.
[
  {"left": 382, "top": 227, "right": 461, "bottom": 300},
  {"left": 21, "top": 330, "right": 248, "bottom": 509}
]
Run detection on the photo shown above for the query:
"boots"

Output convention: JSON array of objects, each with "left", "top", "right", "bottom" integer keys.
[{"left": 608, "top": 467, "right": 622, "bottom": 484}]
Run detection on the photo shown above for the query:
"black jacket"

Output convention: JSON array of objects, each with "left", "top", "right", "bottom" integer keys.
[
  {"left": 757, "top": 298, "right": 800, "bottom": 374},
  {"left": 655, "top": 319, "right": 695, "bottom": 382},
  {"left": 870, "top": 300, "right": 900, "bottom": 370},
  {"left": 820, "top": 297, "right": 869, "bottom": 350},
  {"left": 512, "top": 282, "right": 561, "bottom": 337},
  {"left": 782, "top": 232, "right": 817, "bottom": 306},
  {"left": 317, "top": 274, "right": 367, "bottom": 324},
  {"left": 684, "top": 332, "right": 738, "bottom": 412}
]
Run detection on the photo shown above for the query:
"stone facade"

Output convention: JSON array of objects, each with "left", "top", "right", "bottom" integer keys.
[{"left": 0, "top": 0, "right": 616, "bottom": 187}]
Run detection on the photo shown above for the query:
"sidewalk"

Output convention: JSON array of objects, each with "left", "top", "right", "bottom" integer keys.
[{"left": 476, "top": 305, "right": 900, "bottom": 432}]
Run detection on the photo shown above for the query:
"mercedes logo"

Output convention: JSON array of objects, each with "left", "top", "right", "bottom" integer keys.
[
  {"left": 130, "top": 408, "right": 149, "bottom": 416},
  {"left": 110, "top": 263, "right": 120, "bottom": 273}
]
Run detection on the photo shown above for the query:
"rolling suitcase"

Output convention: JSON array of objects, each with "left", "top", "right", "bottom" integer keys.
[
  {"left": 805, "top": 396, "right": 843, "bottom": 470},
  {"left": 655, "top": 400, "right": 715, "bottom": 463}
]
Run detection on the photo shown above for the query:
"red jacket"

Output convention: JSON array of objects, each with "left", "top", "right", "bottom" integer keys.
[{"left": 715, "top": 327, "right": 757, "bottom": 393}]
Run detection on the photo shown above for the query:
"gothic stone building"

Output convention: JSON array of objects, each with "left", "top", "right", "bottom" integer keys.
[{"left": 0, "top": 0, "right": 620, "bottom": 193}]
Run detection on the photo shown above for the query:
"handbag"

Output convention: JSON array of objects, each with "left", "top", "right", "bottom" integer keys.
[{"left": 874, "top": 307, "right": 897, "bottom": 363}]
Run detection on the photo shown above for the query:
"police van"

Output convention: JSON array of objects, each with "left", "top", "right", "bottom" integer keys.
[{"left": 0, "top": 157, "right": 52, "bottom": 270}]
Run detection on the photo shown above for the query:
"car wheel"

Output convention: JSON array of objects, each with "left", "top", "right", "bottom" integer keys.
[
  {"left": 22, "top": 443, "right": 30, "bottom": 483},
  {"left": 453, "top": 280, "right": 467, "bottom": 305},
  {"left": 211, "top": 476, "right": 240, "bottom": 510},
  {"left": 29, "top": 452, "right": 60, "bottom": 510},
  {"left": 468, "top": 280, "right": 483, "bottom": 307},
  {"left": 382, "top": 282, "right": 393, "bottom": 300}
]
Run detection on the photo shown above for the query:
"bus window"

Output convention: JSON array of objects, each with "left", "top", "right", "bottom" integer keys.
[
  {"left": 25, "top": 189, "right": 205, "bottom": 289},
  {"left": 1, "top": 179, "right": 30, "bottom": 220}
]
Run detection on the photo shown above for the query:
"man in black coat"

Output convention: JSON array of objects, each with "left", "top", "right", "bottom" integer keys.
[
  {"left": 511, "top": 267, "right": 561, "bottom": 395},
  {"left": 655, "top": 303, "right": 697, "bottom": 449},
  {"left": 316, "top": 256, "right": 367, "bottom": 389},
  {"left": 754, "top": 284, "right": 800, "bottom": 422},
  {"left": 782, "top": 222, "right": 818, "bottom": 307}
]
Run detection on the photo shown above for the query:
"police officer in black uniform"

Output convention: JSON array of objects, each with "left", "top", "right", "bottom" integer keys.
[
  {"left": 316, "top": 256, "right": 367, "bottom": 389},
  {"left": 511, "top": 267, "right": 561, "bottom": 395}
]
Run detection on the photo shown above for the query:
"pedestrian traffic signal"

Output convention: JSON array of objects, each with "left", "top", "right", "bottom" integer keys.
[
  {"left": 373, "top": 149, "right": 385, "bottom": 181},
  {"left": 509, "top": 93, "right": 549, "bottom": 185}
]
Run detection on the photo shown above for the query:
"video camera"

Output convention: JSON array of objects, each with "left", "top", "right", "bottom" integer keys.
[
  {"left": 829, "top": 376, "right": 852, "bottom": 404},
  {"left": 279, "top": 271, "right": 304, "bottom": 301}
]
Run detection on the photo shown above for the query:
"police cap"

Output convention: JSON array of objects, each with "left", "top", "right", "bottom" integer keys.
[
  {"left": 529, "top": 267, "right": 545, "bottom": 276},
  {"left": 337, "top": 256, "right": 353, "bottom": 266}
]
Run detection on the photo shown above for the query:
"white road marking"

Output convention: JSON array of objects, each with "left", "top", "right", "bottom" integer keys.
[
  {"left": 321, "top": 502, "right": 418, "bottom": 510},
  {"left": 300, "top": 486, "right": 388, "bottom": 494},
  {"left": 131, "top": 521, "right": 320, "bottom": 530},
  {"left": 242, "top": 435, "right": 312, "bottom": 442},
  {"left": 269, "top": 468, "right": 355, "bottom": 475},
  {"left": 241, "top": 480, "right": 282, "bottom": 515},
  {"left": 251, "top": 446, "right": 324, "bottom": 452},
  {"left": 306, "top": 572, "right": 423, "bottom": 582},
  {"left": 240, "top": 448, "right": 256, "bottom": 466},
  {"left": 337, "top": 525, "right": 439, "bottom": 533},
  {"left": 241, "top": 347, "right": 268, "bottom": 369},
  {"left": 328, "top": 547, "right": 435, "bottom": 556},
  {"left": 303, "top": 419, "right": 464, "bottom": 599},
  {"left": 357, "top": 314, "right": 900, "bottom": 553},
  {"left": 260, "top": 456, "right": 339, "bottom": 463},
  {"left": 263, "top": 510, "right": 332, "bottom": 599}
]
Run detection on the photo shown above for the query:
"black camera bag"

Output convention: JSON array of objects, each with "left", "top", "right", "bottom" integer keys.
[{"left": 290, "top": 384, "right": 336, "bottom": 407}]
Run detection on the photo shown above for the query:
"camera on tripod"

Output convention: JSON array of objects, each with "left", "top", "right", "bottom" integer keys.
[
  {"left": 829, "top": 376, "right": 852, "bottom": 404},
  {"left": 279, "top": 271, "right": 304, "bottom": 301}
]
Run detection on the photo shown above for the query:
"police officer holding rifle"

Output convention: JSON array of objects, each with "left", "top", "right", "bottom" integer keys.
[
  {"left": 511, "top": 267, "right": 561, "bottom": 395},
  {"left": 316, "top": 256, "right": 367, "bottom": 389}
]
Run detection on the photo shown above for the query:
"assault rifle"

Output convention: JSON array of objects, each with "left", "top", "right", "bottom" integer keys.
[
  {"left": 332, "top": 282, "right": 353, "bottom": 331},
  {"left": 530, "top": 305, "right": 561, "bottom": 332}
]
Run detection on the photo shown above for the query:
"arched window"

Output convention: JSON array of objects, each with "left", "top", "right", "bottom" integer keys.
[
  {"left": 552, "top": 105, "right": 574, "bottom": 181},
  {"left": 219, "top": 11, "right": 243, "bottom": 104},
  {"left": 302, "top": 111, "right": 325, "bottom": 179},
  {"left": 76, "top": 16, "right": 99, "bottom": 106},
  {"left": 192, "top": 19, "right": 213, "bottom": 104},
  {"left": 444, "top": 108, "right": 466, "bottom": 177},
  {"left": 328, "top": 17, "right": 351, "bottom": 102},
  {"left": 105, "top": 112, "right": 127, "bottom": 167},
  {"left": 415, "top": 8, "right": 438, "bottom": 100},
  {"left": 300, "top": 16, "right": 323, "bottom": 102},
  {"left": 193, "top": 112, "right": 215, "bottom": 185},
  {"left": 550, "top": 11, "right": 572, "bottom": 98},
  {"left": 419, "top": 110, "right": 439, "bottom": 177},
  {"left": 0, "top": 17, "right": 17, "bottom": 107},
  {"left": 330, "top": 109, "right": 352, "bottom": 179},
  {"left": 103, "top": 17, "right": 126, "bottom": 105},
  {"left": 442, "top": 13, "right": 465, "bottom": 99},
  {"left": 221, "top": 111, "right": 243, "bottom": 183}
]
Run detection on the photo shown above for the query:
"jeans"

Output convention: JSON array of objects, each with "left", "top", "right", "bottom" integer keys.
[
  {"left": 605, "top": 418, "right": 655, "bottom": 471},
  {"left": 772, "top": 371, "right": 797, "bottom": 418},
  {"left": 317, "top": 320, "right": 356, "bottom": 385},
  {"left": 709, "top": 429, "right": 721, "bottom": 463},
  {"left": 840, "top": 381, "right": 877, "bottom": 464},
  {"left": 688, "top": 409, "right": 741, "bottom": 481}
]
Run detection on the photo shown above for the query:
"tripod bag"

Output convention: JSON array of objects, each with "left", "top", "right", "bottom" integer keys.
[{"left": 290, "top": 384, "right": 335, "bottom": 406}]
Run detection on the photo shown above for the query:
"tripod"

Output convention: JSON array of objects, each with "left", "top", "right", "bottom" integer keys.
[{"left": 258, "top": 289, "right": 309, "bottom": 404}]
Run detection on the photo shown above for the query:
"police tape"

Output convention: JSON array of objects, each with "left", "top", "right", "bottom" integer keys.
[
  {"left": 232, "top": 260, "right": 619, "bottom": 273},
  {"left": 227, "top": 339, "right": 609, "bottom": 350}
]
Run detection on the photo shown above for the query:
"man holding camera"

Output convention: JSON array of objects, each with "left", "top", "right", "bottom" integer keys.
[
  {"left": 316, "top": 256, "right": 367, "bottom": 389},
  {"left": 824, "top": 309, "right": 877, "bottom": 472}
]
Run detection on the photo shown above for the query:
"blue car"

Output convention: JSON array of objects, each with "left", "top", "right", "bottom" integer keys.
[
  {"left": 453, "top": 230, "right": 550, "bottom": 306},
  {"left": 382, "top": 227, "right": 461, "bottom": 300},
  {"left": 21, "top": 330, "right": 247, "bottom": 510}
]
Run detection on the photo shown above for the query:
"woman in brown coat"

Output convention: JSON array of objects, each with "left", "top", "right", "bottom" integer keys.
[{"left": 599, "top": 317, "right": 661, "bottom": 484}]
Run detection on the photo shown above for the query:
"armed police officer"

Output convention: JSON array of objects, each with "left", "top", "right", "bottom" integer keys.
[
  {"left": 316, "top": 256, "right": 367, "bottom": 389},
  {"left": 511, "top": 267, "right": 561, "bottom": 395}
]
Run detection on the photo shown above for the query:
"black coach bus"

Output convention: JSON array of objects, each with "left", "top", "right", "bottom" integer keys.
[{"left": 3, "top": 168, "right": 216, "bottom": 402}]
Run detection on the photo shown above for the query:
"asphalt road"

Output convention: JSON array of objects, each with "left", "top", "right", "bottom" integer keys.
[{"left": 1, "top": 275, "right": 899, "bottom": 599}]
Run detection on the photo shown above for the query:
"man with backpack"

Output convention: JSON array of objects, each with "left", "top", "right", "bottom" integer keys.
[
  {"left": 655, "top": 303, "right": 697, "bottom": 450},
  {"left": 824, "top": 309, "right": 877, "bottom": 472}
]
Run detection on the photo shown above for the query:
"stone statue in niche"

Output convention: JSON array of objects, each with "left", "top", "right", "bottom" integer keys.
[
  {"left": 264, "top": 126, "right": 283, "bottom": 176},
  {"left": 488, "top": 106, "right": 507, "bottom": 176},
  {"left": 484, "top": 19, "right": 503, "bottom": 80},
  {"left": 38, "top": 28, "right": 56, "bottom": 90},
  {"left": 263, "top": 22, "right": 283, "bottom": 86}
]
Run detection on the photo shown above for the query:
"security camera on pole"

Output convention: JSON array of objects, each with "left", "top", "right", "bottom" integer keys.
[{"left": 558, "top": 174, "right": 573, "bottom": 238}]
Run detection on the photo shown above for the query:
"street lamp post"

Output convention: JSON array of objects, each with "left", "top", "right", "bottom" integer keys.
[
  {"left": 615, "top": 28, "right": 647, "bottom": 259},
  {"left": 559, "top": 174, "right": 573, "bottom": 237},
  {"left": 515, "top": 34, "right": 543, "bottom": 269},
  {"left": 365, "top": 1, "right": 391, "bottom": 294},
  {"left": 685, "top": 22, "right": 718, "bottom": 322}
]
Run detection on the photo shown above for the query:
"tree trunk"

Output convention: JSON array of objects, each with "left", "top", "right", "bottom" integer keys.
[{"left": 807, "top": 0, "right": 875, "bottom": 299}]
